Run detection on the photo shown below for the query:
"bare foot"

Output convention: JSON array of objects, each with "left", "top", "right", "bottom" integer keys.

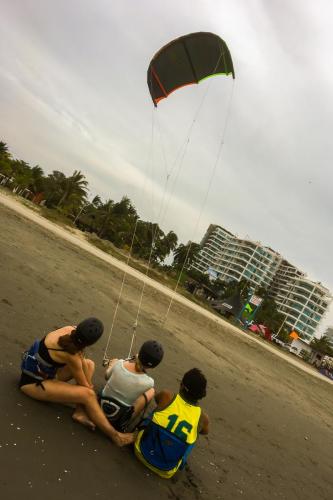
[
  {"left": 114, "top": 431, "right": 135, "bottom": 447},
  {"left": 72, "top": 411, "right": 96, "bottom": 431}
]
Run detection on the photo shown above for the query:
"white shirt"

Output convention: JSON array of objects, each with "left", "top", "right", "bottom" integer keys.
[{"left": 102, "top": 359, "right": 154, "bottom": 406}]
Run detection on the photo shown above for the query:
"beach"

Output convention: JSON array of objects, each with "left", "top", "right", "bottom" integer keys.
[{"left": 0, "top": 194, "right": 332, "bottom": 500}]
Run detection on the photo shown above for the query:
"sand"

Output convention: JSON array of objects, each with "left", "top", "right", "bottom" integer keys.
[{"left": 0, "top": 192, "right": 332, "bottom": 500}]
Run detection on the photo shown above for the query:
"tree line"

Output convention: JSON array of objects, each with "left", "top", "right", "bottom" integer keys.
[{"left": 0, "top": 140, "right": 197, "bottom": 266}]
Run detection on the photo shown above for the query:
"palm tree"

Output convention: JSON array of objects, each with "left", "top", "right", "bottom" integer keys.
[
  {"left": 164, "top": 231, "right": 178, "bottom": 254},
  {"left": 97, "top": 199, "right": 114, "bottom": 238},
  {"left": 132, "top": 220, "right": 158, "bottom": 260},
  {"left": 91, "top": 195, "right": 102, "bottom": 209},
  {"left": 74, "top": 195, "right": 103, "bottom": 231},
  {"left": 112, "top": 196, "right": 137, "bottom": 218},
  {"left": 173, "top": 241, "right": 200, "bottom": 269},
  {"left": 311, "top": 336, "right": 333, "bottom": 356},
  {"left": 221, "top": 278, "right": 252, "bottom": 301},
  {"left": 29, "top": 165, "right": 45, "bottom": 194},
  {"left": 44, "top": 171, "right": 67, "bottom": 206},
  {"left": 0, "top": 141, "right": 10, "bottom": 159},
  {"left": 0, "top": 142, "right": 12, "bottom": 177},
  {"left": 43, "top": 170, "right": 88, "bottom": 209},
  {"left": 255, "top": 297, "right": 284, "bottom": 331},
  {"left": 11, "top": 160, "right": 33, "bottom": 192},
  {"left": 151, "top": 230, "right": 178, "bottom": 263},
  {"left": 56, "top": 170, "right": 88, "bottom": 208},
  {"left": 98, "top": 196, "right": 139, "bottom": 245}
]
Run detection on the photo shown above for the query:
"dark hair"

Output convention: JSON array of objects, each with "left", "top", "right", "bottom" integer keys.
[
  {"left": 58, "top": 330, "right": 82, "bottom": 355},
  {"left": 181, "top": 368, "right": 207, "bottom": 402}
]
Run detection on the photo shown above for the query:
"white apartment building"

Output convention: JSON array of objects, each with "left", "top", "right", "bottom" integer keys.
[
  {"left": 214, "top": 238, "right": 281, "bottom": 289},
  {"left": 194, "top": 224, "right": 234, "bottom": 275},
  {"left": 192, "top": 225, "right": 332, "bottom": 342},
  {"left": 193, "top": 225, "right": 281, "bottom": 289},
  {"left": 270, "top": 260, "right": 331, "bottom": 342}
]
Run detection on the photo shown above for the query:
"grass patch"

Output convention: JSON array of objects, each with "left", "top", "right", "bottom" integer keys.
[
  {"left": 86, "top": 233, "right": 130, "bottom": 261},
  {"left": 40, "top": 207, "right": 75, "bottom": 228}
]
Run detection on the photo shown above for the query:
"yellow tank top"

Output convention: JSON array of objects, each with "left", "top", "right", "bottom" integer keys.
[
  {"left": 152, "top": 394, "right": 201, "bottom": 444},
  {"left": 135, "top": 394, "right": 201, "bottom": 478}
]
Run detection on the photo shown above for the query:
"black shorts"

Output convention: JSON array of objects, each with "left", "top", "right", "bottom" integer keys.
[
  {"left": 19, "top": 372, "right": 39, "bottom": 388},
  {"left": 100, "top": 397, "right": 134, "bottom": 432}
]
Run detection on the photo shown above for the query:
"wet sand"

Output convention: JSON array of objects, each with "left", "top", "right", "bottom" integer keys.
[{"left": 0, "top": 195, "right": 332, "bottom": 500}]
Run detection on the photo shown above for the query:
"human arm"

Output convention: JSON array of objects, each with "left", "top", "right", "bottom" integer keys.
[
  {"left": 154, "top": 389, "right": 174, "bottom": 410},
  {"left": 199, "top": 411, "right": 209, "bottom": 435},
  {"left": 65, "top": 354, "right": 91, "bottom": 387},
  {"left": 104, "top": 358, "right": 118, "bottom": 380}
]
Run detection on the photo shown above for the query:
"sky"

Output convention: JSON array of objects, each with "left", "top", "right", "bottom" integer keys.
[{"left": 1, "top": 0, "right": 333, "bottom": 333}]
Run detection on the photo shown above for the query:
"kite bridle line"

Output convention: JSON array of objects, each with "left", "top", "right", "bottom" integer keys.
[
  {"left": 162, "top": 79, "right": 235, "bottom": 325},
  {"left": 160, "top": 45, "right": 235, "bottom": 323},
  {"left": 103, "top": 71, "right": 223, "bottom": 364},
  {"left": 103, "top": 43, "right": 235, "bottom": 363},
  {"left": 125, "top": 69, "right": 226, "bottom": 357},
  {"left": 102, "top": 107, "right": 156, "bottom": 366},
  {"left": 103, "top": 71, "right": 163, "bottom": 364},
  {"left": 124, "top": 45, "right": 234, "bottom": 356},
  {"left": 102, "top": 104, "right": 188, "bottom": 363}
]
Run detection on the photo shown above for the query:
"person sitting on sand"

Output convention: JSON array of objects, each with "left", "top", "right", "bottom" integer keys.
[
  {"left": 100, "top": 340, "right": 164, "bottom": 431},
  {"left": 134, "top": 368, "right": 209, "bottom": 478},
  {"left": 20, "top": 317, "right": 133, "bottom": 447}
]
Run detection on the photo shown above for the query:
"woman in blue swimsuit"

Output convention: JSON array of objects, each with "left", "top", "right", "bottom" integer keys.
[{"left": 20, "top": 317, "right": 133, "bottom": 447}]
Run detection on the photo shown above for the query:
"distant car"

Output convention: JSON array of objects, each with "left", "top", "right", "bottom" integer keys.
[
  {"left": 271, "top": 339, "right": 293, "bottom": 351},
  {"left": 272, "top": 337, "right": 285, "bottom": 347}
]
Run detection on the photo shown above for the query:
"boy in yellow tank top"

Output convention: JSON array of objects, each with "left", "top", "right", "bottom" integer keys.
[{"left": 135, "top": 368, "right": 209, "bottom": 478}]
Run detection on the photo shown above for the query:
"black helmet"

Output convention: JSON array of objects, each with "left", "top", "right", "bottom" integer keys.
[
  {"left": 138, "top": 340, "right": 164, "bottom": 368},
  {"left": 73, "top": 317, "right": 104, "bottom": 347}
]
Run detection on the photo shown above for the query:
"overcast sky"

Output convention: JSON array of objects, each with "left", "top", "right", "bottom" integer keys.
[{"left": 1, "top": 0, "right": 333, "bottom": 333}]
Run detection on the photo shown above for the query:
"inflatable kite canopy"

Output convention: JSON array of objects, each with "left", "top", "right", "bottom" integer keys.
[{"left": 147, "top": 32, "right": 235, "bottom": 106}]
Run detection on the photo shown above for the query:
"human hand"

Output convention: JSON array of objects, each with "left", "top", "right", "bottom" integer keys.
[{"left": 108, "top": 358, "right": 118, "bottom": 367}]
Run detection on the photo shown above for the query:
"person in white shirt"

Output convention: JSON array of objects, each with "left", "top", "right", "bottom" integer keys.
[{"left": 100, "top": 340, "right": 164, "bottom": 431}]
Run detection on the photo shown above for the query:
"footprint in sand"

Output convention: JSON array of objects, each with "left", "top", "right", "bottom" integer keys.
[{"left": 2, "top": 298, "right": 13, "bottom": 306}]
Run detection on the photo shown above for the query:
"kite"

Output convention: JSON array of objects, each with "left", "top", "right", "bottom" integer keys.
[{"left": 147, "top": 32, "right": 235, "bottom": 106}]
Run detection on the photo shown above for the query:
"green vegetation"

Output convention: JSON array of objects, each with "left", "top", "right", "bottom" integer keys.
[
  {"left": 1, "top": 140, "right": 216, "bottom": 304},
  {"left": 40, "top": 207, "right": 75, "bottom": 227},
  {"left": 211, "top": 278, "right": 284, "bottom": 332},
  {"left": 255, "top": 297, "right": 285, "bottom": 332},
  {"left": 0, "top": 140, "right": 180, "bottom": 266},
  {"left": 310, "top": 336, "right": 333, "bottom": 356},
  {"left": 276, "top": 329, "right": 291, "bottom": 343}
]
